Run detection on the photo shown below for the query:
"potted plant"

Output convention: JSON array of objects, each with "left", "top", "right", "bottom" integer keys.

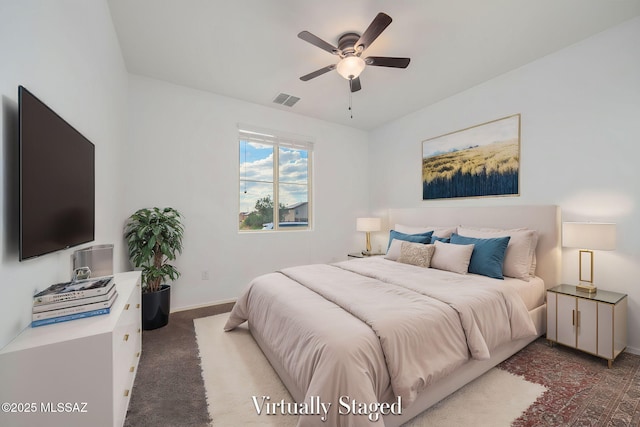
[{"left": 124, "top": 207, "right": 184, "bottom": 330}]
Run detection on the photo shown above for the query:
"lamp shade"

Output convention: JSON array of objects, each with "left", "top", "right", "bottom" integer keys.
[
  {"left": 356, "top": 217, "right": 381, "bottom": 232},
  {"left": 336, "top": 56, "right": 366, "bottom": 80},
  {"left": 562, "top": 222, "right": 616, "bottom": 250}
]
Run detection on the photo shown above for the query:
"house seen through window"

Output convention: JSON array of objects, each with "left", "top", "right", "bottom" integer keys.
[{"left": 239, "top": 126, "right": 312, "bottom": 231}]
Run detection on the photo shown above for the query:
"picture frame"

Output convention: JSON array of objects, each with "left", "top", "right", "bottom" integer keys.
[{"left": 422, "top": 114, "right": 521, "bottom": 200}]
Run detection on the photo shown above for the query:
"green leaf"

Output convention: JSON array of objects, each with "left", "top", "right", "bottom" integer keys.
[{"left": 147, "top": 236, "right": 156, "bottom": 251}]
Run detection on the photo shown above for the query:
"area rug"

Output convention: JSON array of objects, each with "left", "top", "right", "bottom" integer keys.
[
  {"left": 194, "top": 314, "right": 546, "bottom": 426},
  {"left": 499, "top": 338, "right": 640, "bottom": 426}
]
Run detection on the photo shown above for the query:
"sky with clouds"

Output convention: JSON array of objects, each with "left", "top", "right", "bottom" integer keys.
[{"left": 239, "top": 141, "right": 309, "bottom": 213}]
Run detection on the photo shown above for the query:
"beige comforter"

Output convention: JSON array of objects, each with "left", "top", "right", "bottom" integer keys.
[{"left": 224, "top": 257, "right": 536, "bottom": 426}]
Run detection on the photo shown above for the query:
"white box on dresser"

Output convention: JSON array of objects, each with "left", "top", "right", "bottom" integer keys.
[{"left": 0, "top": 271, "right": 141, "bottom": 427}]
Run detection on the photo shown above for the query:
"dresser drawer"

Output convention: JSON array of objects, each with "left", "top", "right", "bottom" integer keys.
[{"left": 112, "top": 282, "right": 142, "bottom": 410}]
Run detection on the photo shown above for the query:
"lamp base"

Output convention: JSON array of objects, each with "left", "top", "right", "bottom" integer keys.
[
  {"left": 365, "top": 232, "right": 372, "bottom": 254},
  {"left": 576, "top": 283, "right": 597, "bottom": 294}
]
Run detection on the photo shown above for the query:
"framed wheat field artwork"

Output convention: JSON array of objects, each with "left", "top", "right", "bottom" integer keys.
[{"left": 422, "top": 114, "right": 521, "bottom": 200}]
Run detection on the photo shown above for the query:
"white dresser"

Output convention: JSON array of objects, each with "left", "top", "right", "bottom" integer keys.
[{"left": 0, "top": 271, "right": 142, "bottom": 427}]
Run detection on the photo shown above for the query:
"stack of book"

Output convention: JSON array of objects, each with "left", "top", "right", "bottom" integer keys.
[{"left": 32, "top": 276, "right": 117, "bottom": 327}]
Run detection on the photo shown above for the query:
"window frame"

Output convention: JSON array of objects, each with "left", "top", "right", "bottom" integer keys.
[{"left": 238, "top": 125, "right": 313, "bottom": 232}]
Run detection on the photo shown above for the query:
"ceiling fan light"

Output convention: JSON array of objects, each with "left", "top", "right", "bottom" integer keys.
[{"left": 336, "top": 56, "right": 366, "bottom": 80}]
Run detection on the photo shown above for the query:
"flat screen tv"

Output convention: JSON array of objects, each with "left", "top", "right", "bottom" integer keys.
[{"left": 19, "top": 86, "right": 95, "bottom": 261}]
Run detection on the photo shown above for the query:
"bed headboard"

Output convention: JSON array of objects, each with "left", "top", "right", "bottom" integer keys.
[{"left": 387, "top": 205, "right": 561, "bottom": 289}]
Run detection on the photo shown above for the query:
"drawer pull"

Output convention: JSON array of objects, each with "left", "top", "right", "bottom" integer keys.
[
  {"left": 125, "top": 304, "right": 130, "bottom": 310},
  {"left": 136, "top": 352, "right": 140, "bottom": 358},
  {"left": 138, "top": 328, "right": 141, "bottom": 334},
  {"left": 572, "top": 309, "right": 575, "bottom": 326},
  {"left": 124, "top": 334, "right": 129, "bottom": 342},
  {"left": 136, "top": 303, "right": 140, "bottom": 309},
  {"left": 130, "top": 366, "right": 135, "bottom": 373},
  {"left": 124, "top": 389, "right": 130, "bottom": 397}
]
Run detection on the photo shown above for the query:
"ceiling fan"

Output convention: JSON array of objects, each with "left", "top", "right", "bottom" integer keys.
[{"left": 298, "top": 12, "right": 410, "bottom": 93}]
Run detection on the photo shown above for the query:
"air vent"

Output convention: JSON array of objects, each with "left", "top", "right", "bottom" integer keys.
[{"left": 273, "top": 93, "right": 300, "bottom": 107}]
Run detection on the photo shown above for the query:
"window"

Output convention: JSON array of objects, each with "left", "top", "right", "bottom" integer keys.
[{"left": 238, "top": 126, "right": 312, "bottom": 232}]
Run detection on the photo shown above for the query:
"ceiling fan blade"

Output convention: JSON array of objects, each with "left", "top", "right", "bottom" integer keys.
[
  {"left": 300, "top": 64, "right": 336, "bottom": 81},
  {"left": 298, "top": 31, "right": 339, "bottom": 55},
  {"left": 350, "top": 77, "right": 362, "bottom": 93},
  {"left": 355, "top": 12, "right": 393, "bottom": 52},
  {"left": 365, "top": 56, "right": 411, "bottom": 68}
]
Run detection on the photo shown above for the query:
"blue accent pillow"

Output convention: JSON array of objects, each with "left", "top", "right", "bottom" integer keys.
[
  {"left": 449, "top": 233, "right": 510, "bottom": 279},
  {"left": 430, "top": 236, "right": 450, "bottom": 244},
  {"left": 387, "top": 230, "right": 433, "bottom": 251}
]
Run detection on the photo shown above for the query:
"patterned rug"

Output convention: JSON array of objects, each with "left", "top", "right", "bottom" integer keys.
[{"left": 499, "top": 338, "right": 640, "bottom": 426}]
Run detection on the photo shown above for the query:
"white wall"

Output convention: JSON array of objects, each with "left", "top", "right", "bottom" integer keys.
[
  {"left": 369, "top": 17, "right": 640, "bottom": 353},
  {"left": 0, "top": 1, "right": 128, "bottom": 348},
  {"left": 123, "top": 75, "right": 370, "bottom": 309}
]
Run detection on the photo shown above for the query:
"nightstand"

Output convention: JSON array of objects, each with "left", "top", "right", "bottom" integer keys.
[
  {"left": 348, "top": 252, "right": 384, "bottom": 259},
  {"left": 546, "top": 284, "right": 627, "bottom": 368}
]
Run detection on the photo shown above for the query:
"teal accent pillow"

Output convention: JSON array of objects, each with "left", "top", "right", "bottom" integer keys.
[
  {"left": 449, "top": 233, "right": 510, "bottom": 279},
  {"left": 387, "top": 230, "right": 433, "bottom": 251}
]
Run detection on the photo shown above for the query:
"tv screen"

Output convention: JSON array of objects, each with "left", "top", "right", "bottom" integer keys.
[{"left": 19, "top": 86, "right": 95, "bottom": 261}]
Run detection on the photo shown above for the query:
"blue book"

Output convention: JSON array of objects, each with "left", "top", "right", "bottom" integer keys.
[{"left": 31, "top": 307, "right": 111, "bottom": 328}]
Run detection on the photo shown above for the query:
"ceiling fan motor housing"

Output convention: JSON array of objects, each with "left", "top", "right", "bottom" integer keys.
[{"left": 337, "top": 32, "right": 361, "bottom": 57}]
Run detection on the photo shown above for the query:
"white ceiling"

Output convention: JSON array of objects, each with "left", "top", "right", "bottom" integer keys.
[{"left": 107, "top": 0, "right": 640, "bottom": 130}]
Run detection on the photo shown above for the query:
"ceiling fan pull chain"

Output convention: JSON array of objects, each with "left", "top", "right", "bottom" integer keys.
[{"left": 349, "top": 79, "right": 353, "bottom": 119}]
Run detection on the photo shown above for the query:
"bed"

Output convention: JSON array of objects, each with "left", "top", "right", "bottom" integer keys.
[{"left": 225, "top": 205, "right": 561, "bottom": 426}]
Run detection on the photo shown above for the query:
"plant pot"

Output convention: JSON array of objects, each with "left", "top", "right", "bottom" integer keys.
[{"left": 142, "top": 284, "right": 171, "bottom": 330}]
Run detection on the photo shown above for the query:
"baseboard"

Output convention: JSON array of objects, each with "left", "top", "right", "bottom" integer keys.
[
  {"left": 625, "top": 345, "right": 640, "bottom": 356},
  {"left": 171, "top": 298, "right": 237, "bottom": 313}
]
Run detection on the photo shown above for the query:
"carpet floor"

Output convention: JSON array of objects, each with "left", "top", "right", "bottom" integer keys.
[
  {"left": 124, "top": 304, "right": 231, "bottom": 427},
  {"left": 125, "top": 305, "right": 640, "bottom": 427}
]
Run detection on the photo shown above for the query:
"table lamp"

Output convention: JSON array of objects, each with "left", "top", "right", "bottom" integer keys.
[
  {"left": 562, "top": 222, "right": 616, "bottom": 293},
  {"left": 356, "top": 217, "right": 381, "bottom": 254}
]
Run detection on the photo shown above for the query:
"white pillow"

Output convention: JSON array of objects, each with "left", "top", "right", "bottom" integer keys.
[
  {"left": 395, "top": 224, "right": 457, "bottom": 238},
  {"left": 427, "top": 226, "right": 457, "bottom": 238},
  {"left": 385, "top": 239, "right": 404, "bottom": 261},
  {"left": 456, "top": 226, "right": 538, "bottom": 281},
  {"left": 530, "top": 253, "right": 537, "bottom": 276},
  {"left": 397, "top": 241, "right": 435, "bottom": 268},
  {"left": 430, "top": 240, "right": 474, "bottom": 274}
]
